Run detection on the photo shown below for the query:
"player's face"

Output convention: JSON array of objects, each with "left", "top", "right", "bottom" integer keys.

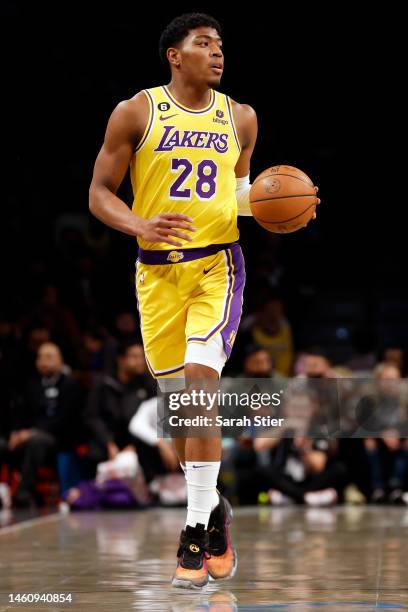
[{"left": 178, "top": 27, "right": 224, "bottom": 87}]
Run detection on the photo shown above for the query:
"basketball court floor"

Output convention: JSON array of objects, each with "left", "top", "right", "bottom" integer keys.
[{"left": 0, "top": 506, "right": 407, "bottom": 611}]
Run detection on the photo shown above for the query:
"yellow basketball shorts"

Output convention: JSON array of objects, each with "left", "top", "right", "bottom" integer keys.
[{"left": 135, "top": 242, "right": 245, "bottom": 379}]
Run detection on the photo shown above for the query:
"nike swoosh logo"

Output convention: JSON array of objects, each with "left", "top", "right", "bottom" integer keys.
[
  {"left": 192, "top": 465, "right": 211, "bottom": 468},
  {"left": 203, "top": 265, "right": 217, "bottom": 275},
  {"left": 160, "top": 113, "right": 178, "bottom": 121}
]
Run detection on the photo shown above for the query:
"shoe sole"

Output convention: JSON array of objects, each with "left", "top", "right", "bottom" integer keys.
[{"left": 171, "top": 576, "right": 209, "bottom": 589}]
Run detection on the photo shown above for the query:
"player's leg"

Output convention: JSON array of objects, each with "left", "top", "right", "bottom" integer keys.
[
  {"left": 135, "top": 260, "right": 190, "bottom": 494},
  {"left": 169, "top": 337, "right": 227, "bottom": 468},
  {"left": 173, "top": 246, "right": 245, "bottom": 586},
  {"left": 158, "top": 376, "right": 221, "bottom": 589},
  {"left": 136, "top": 257, "right": 225, "bottom": 588},
  {"left": 171, "top": 361, "right": 221, "bottom": 589},
  {"left": 184, "top": 362, "right": 221, "bottom": 525},
  {"left": 173, "top": 349, "right": 236, "bottom": 585}
]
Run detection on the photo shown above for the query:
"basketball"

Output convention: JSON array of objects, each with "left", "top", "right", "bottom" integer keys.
[{"left": 249, "top": 165, "right": 318, "bottom": 233}]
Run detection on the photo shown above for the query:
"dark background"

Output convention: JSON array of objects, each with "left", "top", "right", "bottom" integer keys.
[{"left": 1, "top": 2, "right": 405, "bottom": 362}]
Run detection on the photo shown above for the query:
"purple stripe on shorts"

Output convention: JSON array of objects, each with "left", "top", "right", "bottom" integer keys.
[
  {"left": 144, "top": 351, "right": 185, "bottom": 377},
  {"left": 153, "top": 363, "right": 185, "bottom": 376},
  {"left": 187, "top": 244, "right": 246, "bottom": 359},
  {"left": 138, "top": 242, "right": 236, "bottom": 265},
  {"left": 220, "top": 244, "right": 246, "bottom": 358},
  {"left": 188, "top": 248, "right": 234, "bottom": 344}
]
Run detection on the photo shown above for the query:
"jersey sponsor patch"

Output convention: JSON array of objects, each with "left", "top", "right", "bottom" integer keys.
[{"left": 213, "top": 109, "right": 228, "bottom": 125}]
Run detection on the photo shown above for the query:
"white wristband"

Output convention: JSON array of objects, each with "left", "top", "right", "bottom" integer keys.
[{"left": 236, "top": 174, "right": 252, "bottom": 216}]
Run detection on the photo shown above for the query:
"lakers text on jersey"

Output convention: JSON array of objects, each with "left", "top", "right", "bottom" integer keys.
[{"left": 130, "top": 86, "right": 241, "bottom": 250}]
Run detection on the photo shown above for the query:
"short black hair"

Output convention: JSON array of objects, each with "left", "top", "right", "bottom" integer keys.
[{"left": 159, "top": 12, "right": 221, "bottom": 65}]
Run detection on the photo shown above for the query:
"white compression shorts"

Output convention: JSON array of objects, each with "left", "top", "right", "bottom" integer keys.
[{"left": 157, "top": 333, "right": 227, "bottom": 392}]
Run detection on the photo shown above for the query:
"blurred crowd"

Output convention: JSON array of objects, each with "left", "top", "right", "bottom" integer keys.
[
  {"left": 1, "top": 217, "right": 408, "bottom": 513},
  {"left": 1, "top": 318, "right": 408, "bottom": 513}
]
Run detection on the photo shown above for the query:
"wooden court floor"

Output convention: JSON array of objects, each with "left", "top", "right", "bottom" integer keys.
[{"left": 0, "top": 506, "right": 407, "bottom": 611}]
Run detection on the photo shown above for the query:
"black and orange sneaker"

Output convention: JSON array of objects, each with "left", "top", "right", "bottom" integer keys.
[
  {"left": 172, "top": 523, "right": 210, "bottom": 589},
  {"left": 206, "top": 495, "right": 237, "bottom": 580}
]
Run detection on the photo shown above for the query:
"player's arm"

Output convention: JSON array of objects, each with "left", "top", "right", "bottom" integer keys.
[
  {"left": 89, "top": 93, "right": 195, "bottom": 246},
  {"left": 230, "top": 101, "right": 258, "bottom": 216}
]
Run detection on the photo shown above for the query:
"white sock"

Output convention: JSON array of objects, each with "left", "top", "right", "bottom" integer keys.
[
  {"left": 185, "top": 461, "right": 221, "bottom": 529},
  {"left": 181, "top": 461, "right": 219, "bottom": 512},
  {"left": 181, "top": 462, "right": 218, "bottom": 507}
]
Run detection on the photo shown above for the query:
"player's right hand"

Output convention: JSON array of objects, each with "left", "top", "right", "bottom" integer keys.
[
  {"left": 139, "top": 213, "right": 196, "bottom": 247},
  {"left": 312, "top": 186, "right": 321, "bottom": 220}
]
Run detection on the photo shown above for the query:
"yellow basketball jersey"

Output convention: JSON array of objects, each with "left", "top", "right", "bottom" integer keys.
[{"left": 130, "top": 85, "right": 241, "bottom": 250}]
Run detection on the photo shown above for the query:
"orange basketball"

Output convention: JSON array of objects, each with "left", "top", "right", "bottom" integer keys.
[{"left": 249, "top": 165, "right": 318, "bottom": 233}]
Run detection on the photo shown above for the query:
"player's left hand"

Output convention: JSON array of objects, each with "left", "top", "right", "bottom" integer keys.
[{"left": 312, "top": 186, "right": 321, "bottom": 220}]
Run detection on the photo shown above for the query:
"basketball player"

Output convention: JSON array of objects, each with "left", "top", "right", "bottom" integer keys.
[{"left": 89, "top": 13, "right": 319, "bottom": 588}]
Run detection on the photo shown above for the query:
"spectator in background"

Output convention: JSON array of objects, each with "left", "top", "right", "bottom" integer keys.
[
  {"left": 129, "top": 397, "right": 180, "bottom": 484},
  {"left": 301, "top": 347, "right": 332, "bottom": 378},
  {"left": 234, "top": 389, "right": 346, "bottom": 506},
  {"left": 9, "top": 342, "right": 84, "bottom": 507},
  {"left": 84, "top": 340, "right": 155, "bottom": 472},
  {"left": 242, "top": 298, "right": 294, "bottom": 376},
  {"left": 241, "top": 345, "right": 287, "bottom": 385},
  {"left": 381, "top": 347, "right": 405, "bottom": 376},
  {"left": 252, "top": 434, "right": 346, "bottom": 507},
  {"left": 294, "top": 347, "right": 333, "bottom": 424},
  {"left": 328, "top": 364, "right": 373, "bottom": 504},
  {"left": 363, "top": 362, "right": 408, "bottom": 504}
]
